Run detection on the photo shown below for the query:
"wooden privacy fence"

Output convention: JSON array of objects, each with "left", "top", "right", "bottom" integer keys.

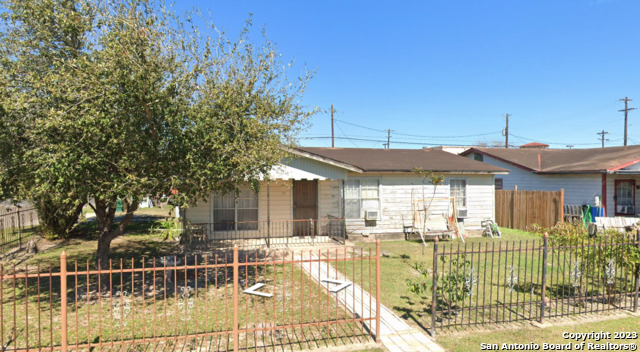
[
  {"left": 430, "top": 233, "right": 640, "bottom": 335},
  {"left": 495, "top": 188, "right": 564, "bottom": 230},
  {"left": 0, "top": 245, "right": 381, "bottom": 352}
]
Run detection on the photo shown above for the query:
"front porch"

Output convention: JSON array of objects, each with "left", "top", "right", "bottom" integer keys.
[
  {"left": 183, "top": 217, "right": 347, "bottom": 248},
  {"left": 183, "top": 157, "right": 351, "bottom": 248}
]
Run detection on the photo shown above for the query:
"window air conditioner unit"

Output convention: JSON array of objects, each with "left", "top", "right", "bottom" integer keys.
[
  {"left": 457, "top": 209, "right": 468, "bottom": 218},
  {"left": 364, "top": 210, "right": 379, "bottom": 221}
]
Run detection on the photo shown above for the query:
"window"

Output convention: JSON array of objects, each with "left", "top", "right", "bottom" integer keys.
[
  {"left": 213, "top": 187, "right": 258, "bottom": 231},
  {"left": 345, "top": 179, "right": 380, "bottom": 219},
  {"left": 450, "top": 179, "right": 467, "bottom": 209},
  {"left": 494, "top": 178, "right": 503, "bottom": 190},
  {"left": 474, "top": 153, "right": 484, "bottom": 162}
]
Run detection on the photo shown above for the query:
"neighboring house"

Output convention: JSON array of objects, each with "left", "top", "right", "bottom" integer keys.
[
  {"left": 184, "top": 147, "right": 507, "bottom": 239},
  {"left": 461, "top": 145, "right": 640, "bottom": 217}
]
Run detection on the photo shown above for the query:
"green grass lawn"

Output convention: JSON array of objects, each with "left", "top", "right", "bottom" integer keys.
[
  {"left": 347, "top": 229, "right": 540, "bottom": 331},
  {"left": 347, "top": 228, "right": 637, "bottom": 336},
  {"left": 437, "top": 315, "right": 640, "bottom": 351}
]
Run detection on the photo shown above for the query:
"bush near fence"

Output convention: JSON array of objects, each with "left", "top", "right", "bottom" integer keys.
[
  {"left": 0, "top": 245, "right": 381, "bottom": 352},
  {"left": 428, "top": 231, "right": 640, "bottom": 335}
]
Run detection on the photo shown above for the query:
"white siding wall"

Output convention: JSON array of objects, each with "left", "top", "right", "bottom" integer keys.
[
  {"left": 461, "top": 175, "right": 495, "bottom": 228},
  {"left": 318, "top": 180, "right": 342, "bottom": 219},
  {"left": 282, "top": 157, "right": 349, "bottom": 180},
  {"left": 185, "top": 196, "right": 211, "bottom": 224},
  {"left": 475, "top": 155, "right": 601, "bottom": 206},
  {"left": 258, "top": 180, "right": 293, "bottom": 223},
  {"left": 344, "top": 173, "right": 495, "bottom": 233}
]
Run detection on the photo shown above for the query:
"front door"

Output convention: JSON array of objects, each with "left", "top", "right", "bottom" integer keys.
[
  {"left": 614, "top": 179, "right": 636, "bottom": 216},
  {"left": 293, "top": 180, "right": 318, "bottom": 236}
]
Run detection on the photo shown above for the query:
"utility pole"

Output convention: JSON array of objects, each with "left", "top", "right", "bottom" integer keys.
[
  {"left": 331, "top": 104, "right": 335, "bottom": 148},
  {"left": 597, "top": 130, "right": 609, "bottom": 148},
  {"left": 619, "top": 97, "right": 635, "bottom": 146},
  {"left": 504, "top": 114, "right": 509, "bottom": 148},
  {"left": 387, "top": 129, "right": 391, "bottom": 149}
]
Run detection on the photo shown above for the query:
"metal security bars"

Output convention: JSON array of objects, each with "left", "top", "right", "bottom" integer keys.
[
  {"left": 431, "top": 232, "right": 640, "bottom": 335},
  {"left": 0, "top": 244, "right": 380, "bottom": 352},
  {"left": 184, "top": 219, "right": 347, "bottom": 249}
]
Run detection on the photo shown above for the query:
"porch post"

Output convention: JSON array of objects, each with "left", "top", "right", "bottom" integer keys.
[
  {"left": 341, "top": 179, "right": 346, "bottom": 240},
  {"left": 267, "top": 181, "right": 271, "bottom": 248},
  {"left": 601, "top": 173, "right": 607, "bottom": 217}
]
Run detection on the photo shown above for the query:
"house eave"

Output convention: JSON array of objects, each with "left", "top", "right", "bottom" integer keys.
[
  {"left": 532, "top": 170, "right": 605, "bottom": 175},
  {"left": 287, "top": 148, "right": 363, "bottom": 173},
  {"left": 358, "top": 169, "right": 509, "bottom": 175},
  {"left": 461, "top": 148, "right": 536, "bottom": 172}
]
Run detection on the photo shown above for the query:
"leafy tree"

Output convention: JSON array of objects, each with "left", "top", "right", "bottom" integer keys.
[
  {"left": 0, "top": 0, "right": 314, "bottom": 265},
  {"left": 0, "top": 0, "right": 94, "bottom": 238}
]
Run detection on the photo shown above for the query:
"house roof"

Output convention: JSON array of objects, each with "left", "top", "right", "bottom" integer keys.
[
  {"left": 461, "top": 146, "right": 640, "bottom": 174},
  {"left": 293, "top": 147, "right": 508, "bottom": 174}
]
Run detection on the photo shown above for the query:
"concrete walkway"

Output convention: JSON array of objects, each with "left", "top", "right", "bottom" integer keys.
[{"left": 297, "top": 254, "right": 445, "bottom": 352}]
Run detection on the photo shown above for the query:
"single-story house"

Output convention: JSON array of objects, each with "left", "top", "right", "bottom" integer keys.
[
  {"left": 184, "top": 147, "right": 508, "bottom": 240},
  {"left": 461, "top": 145, "right": 640, "bottom": 217}
]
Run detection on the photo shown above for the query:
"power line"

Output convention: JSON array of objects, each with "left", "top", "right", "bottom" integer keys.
[
  {"left": 509, "top": 133, "right": 602, "bottom": 146},
  {"left": 299, "top": 136, "right": 428, "bottom": 146},
  {"left": 393, "top": 130, "right": 502, "bottom": 139},
  {"left": 333, "top": 119, "right": 387, "bottom": 133},
  {"left": 335, "top": 118, "right": 502, "bottom": 139},
  {"left": 335, "top": 122, "right": 360, "bottom": 148}
]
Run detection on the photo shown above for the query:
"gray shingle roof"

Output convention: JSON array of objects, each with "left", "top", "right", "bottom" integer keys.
[
  {"left": 294, "top": 147, "right": 508, "bottom": 173},
  {"left": 462, "top": 146, "right": 640, "bottom": 173}
]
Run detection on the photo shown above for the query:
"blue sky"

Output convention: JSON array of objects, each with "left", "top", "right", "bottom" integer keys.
[{"left": 177, "top": 0, "right": 640, "bottom": 149}]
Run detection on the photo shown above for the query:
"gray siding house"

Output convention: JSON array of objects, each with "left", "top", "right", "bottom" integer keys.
[{"left": 461, "top": 146, "right": 640, "bottom": 217}]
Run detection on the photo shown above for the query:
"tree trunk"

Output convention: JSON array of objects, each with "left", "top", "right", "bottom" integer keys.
[
  {"left": 94, "top": 197, "right": 139, "bottom": 268},
  {"left": 96, "top": 231, "right": 115, "bottom": 268}
]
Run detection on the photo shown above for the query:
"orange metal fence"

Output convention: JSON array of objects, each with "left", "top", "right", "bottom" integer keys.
[{"left": 0, "top": 244, "right": 381, "bottom": 352}]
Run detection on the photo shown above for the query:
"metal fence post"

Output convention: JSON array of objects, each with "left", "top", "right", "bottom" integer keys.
[
  {"left": 60, "top": 251, "right": 68, "bottom": 352},
  {"left": 539, "top": 233, "right": 549, "bottom": 323},
  {"left": 431, "top": 237, "right": 439, "bottom": 337},
  {"left": 634, "top": 229, "right": 640, "bottom": 313},
  {"left": 267, "top": 182, "right": 271, "bottom": 248},
  {"left": 375, "top": 240, "right": 381, "bottom": 342},
  {"left": 17, "top": 209, "right": 22, "bottom": 248},
  {"left": 232, "top": 245, "right": 239, "bottom": 352}
]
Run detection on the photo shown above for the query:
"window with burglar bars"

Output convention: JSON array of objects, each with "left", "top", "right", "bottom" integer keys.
[
  {"left": 449, "top": 179, "right": 466, "bottom": 209},
  {"left": 213, "top": 187, "right": 258, "bottom": 231},
  {"left": 345, "top": 179, "right": 380, "bottom": 219}
]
